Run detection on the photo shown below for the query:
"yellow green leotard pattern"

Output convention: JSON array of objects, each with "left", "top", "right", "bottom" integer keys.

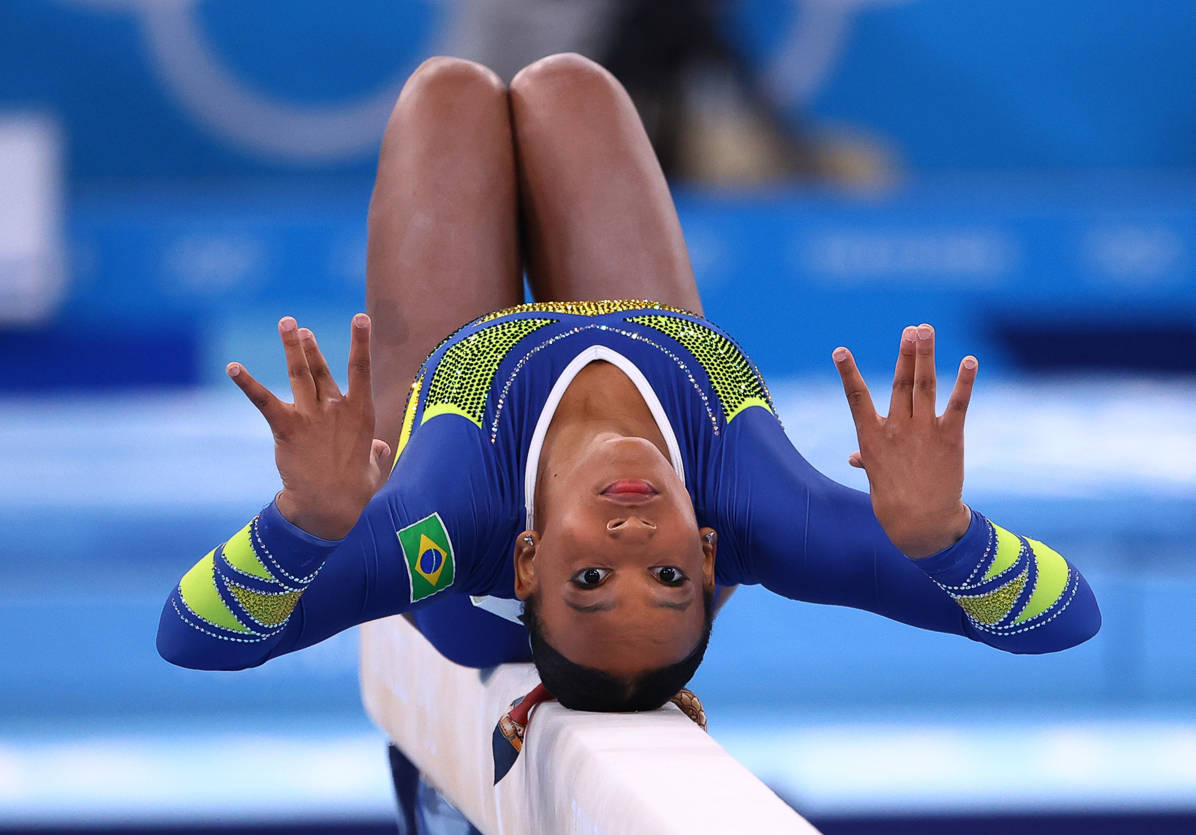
[
  {"left": 423, "top": 317, "right": 557, "bottom": 427},
  {"left": 626, "top": 314, "right": 774, "bottom": 423},
  {"left": 933, "top": 519, "right": 1078, "bottom": 635},
  {"left": 173, "top": 518, "right": 312, "bottom": 642},
  {"left": 406, "top": 300, "right": 774, "bottom": 450}
]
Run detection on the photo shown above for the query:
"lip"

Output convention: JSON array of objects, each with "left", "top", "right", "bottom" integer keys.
[{"left": 600, "top": 479, "right": 658, "bottom": 505}]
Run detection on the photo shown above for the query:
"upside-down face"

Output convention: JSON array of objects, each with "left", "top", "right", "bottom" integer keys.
[{"left": 514, "top": 432, "right": 716, "bottom": 677}]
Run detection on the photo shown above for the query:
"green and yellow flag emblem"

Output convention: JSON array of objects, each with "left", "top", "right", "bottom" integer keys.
[{"left": 397, "top": 513, "right": 455, "bottom": 602}]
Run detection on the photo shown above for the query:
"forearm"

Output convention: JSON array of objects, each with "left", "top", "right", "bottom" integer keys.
[
  {"left": 728, "top": 420, "right": 1102, "bottom": 652},
  {"left": 797, "top": 476, "right": 1101, "bottom": 653},
  {"left": 724, "top": 343, "right": 1102, "bottom": 652},
  {"left": 156, "top": 502, "right": 340, "bottom": 670},
  {"left": 914, "top": 508, "right": 1101, "bottom": 653}
]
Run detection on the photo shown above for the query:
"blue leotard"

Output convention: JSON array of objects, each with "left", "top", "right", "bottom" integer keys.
[{"left": 157, "top": 301, "right": 1100, "bottom": 670}]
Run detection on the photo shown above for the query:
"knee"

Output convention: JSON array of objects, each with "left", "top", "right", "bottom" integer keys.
[
  {"left": 509, "top": 52, "right": 621, "bottom": 109},
  {"left": 390, "top": 56, "right": 505, "bottom": 122}
]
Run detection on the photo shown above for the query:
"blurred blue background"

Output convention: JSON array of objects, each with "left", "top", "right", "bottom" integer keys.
[{"left": 1, "top": 1, "right": 1193, "bottom": 832}]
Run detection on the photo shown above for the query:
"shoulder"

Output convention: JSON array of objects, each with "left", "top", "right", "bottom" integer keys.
[
  {"left": 390, "top": 414, "right": 508, "bottom": 513},
  {"left": 385, "top": 413, "right": 518, "bottom": 587}
]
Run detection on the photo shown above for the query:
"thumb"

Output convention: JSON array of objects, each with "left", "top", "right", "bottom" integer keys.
[
  {"left": 370, "top": 438, "right": 393, "bottom": 482},
  {"left": 848, "top": 450, "right": 864, "bottom": 469}
]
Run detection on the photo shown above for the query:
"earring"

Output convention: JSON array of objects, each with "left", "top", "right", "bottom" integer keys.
[{"left": 522, "top": 535, "right": 535, "bottom": 547}]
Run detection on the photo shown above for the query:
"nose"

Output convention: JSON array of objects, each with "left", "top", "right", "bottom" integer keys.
[{"left": 606, "top": 516, "right": 657, "bottom": 534}]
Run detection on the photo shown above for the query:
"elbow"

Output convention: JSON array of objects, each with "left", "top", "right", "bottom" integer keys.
[
  {"left": 155, "top": 632, "right": 197, "bottom": 670},
  {"left": 1053, "top": 572, "right": 1103, "bottom": 651},
  {"left": 155, "top": 630, "right": 260, "bottom": 671},
  {"left": 155, "top": 628, "right": 242, "bottom": 671},
  {"left": 968, "top": 579, "right": 1103, "bottom": 655},
  {"left": 156, "top": 601, "right": 256, "bottom": 671},
  {"left": 1056, "top": 585, "right": 1103, "bottom": 651},
  {"left": 1032, "top": 603, "right": 1101, "bottom": 654},
  {"left": 1009, "top": 581, "right": 1103, "bottom": 655}
]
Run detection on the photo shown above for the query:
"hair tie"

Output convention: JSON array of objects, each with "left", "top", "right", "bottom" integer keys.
[
  {"left": 491, "top": 683, "right": 707, "bottom": 784},
  {"left": 493, "top": 682, "right": 555, "bottom": 783},
  {"left": 670, "top": 688, "right": 707, "bottom": 731}
]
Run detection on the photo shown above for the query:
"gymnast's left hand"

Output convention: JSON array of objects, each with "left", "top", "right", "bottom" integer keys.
[
  {"left": 832, "top": 324, "right": 976, "bottom": 559},
  {"left": 225, "top": 314, "right": 391, "bottom": 540}
]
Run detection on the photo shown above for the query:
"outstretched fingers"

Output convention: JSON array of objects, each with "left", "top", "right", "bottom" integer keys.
[
  {"left": 370, "top": 437, "right": 392, "bottom": 474},
  {"left": 279, "top": 317, "right": 317, "bottom": 409},
  {"left": 888, "top": 325, "right": 917, "bottom": 420},
  {"left": 912, "top": 323, "right": 937, "bottom": 419},
  {"left": 941, "top": 355, "right": 978, "bottom": 434},
  {"left": 227, "top": 362, "right": 289, "bottom": 430},
  {"left": 347, "top": 313, "right": 374, "bottom": 407},
  {"left": 833, "top": 347, "right": 879, "bottom": 434},
  {"left": 299, "top": 328, "right": 341, "bottom": 400}
]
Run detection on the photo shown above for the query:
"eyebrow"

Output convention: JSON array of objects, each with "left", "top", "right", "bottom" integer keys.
[
  {"left": 565, "top": 599, "right": 615, "bottom": 613},
  {"left": 564, "top": 598, "right": 692, "bottom": 614}
]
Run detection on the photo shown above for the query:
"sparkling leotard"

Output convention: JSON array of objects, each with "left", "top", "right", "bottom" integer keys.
[{"left": 157, "top": 301, "right": 1100, "bottom": 670}]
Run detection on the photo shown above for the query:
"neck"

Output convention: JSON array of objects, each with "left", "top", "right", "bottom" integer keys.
[{"left": 537, "top": 362, "right": 671, "bottom": 506}]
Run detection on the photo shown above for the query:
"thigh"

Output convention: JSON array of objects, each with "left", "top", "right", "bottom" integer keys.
[
  {"left": 508, "top": 53, "right": 702, "bottom": 314},
  {"left": 367, "top": 57, "right": 522, "bottom": 450}
]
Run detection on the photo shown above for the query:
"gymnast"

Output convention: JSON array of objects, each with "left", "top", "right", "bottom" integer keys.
[{"left": 156, "top": 54, "right": 1100, "bottom": 715}]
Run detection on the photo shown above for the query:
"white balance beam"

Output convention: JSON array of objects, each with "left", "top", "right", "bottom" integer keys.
[{"left": 360, "top": 615, "right": 818, "bottom": 834}]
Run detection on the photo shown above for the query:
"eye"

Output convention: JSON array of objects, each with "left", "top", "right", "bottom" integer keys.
[
  {"left": 571, "top": 567, "right": 610, "bottom": 589},
  {"left": 652, "top": 566, "right": 688, "bottom": 587}
]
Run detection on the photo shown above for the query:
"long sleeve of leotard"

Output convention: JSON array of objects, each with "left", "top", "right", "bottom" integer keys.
[
  {"left": 156, "top": 416, "right": 515, "bottom": 670},
  {"left": 710, "top": 408, "right": 1100, "bottom": 653}
]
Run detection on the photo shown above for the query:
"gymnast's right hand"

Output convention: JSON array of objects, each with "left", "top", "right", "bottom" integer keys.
[{"left": 226, "top": 314, "right": 391, "bottom": 540}]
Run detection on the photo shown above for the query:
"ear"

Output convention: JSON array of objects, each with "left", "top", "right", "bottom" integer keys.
[
  {"left": 699, "top": 527, "right": 717, "bottom": 593},
  {"left": 513, "top": 530, "right": 538, "bottom": 601}
]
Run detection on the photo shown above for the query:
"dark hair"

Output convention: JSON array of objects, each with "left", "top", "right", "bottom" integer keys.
[{"left": 520, "top": 589, "right": 714, "bottom": 712}]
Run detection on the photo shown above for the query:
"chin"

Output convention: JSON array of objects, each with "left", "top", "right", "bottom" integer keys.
[{"left": 598, "top": 435, "right": 669, "bottom": 464}]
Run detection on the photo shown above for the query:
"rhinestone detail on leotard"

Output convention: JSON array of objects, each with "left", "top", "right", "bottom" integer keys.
[
  {"left": 477, "top": 299, "right": 697, "bottom": 322},
  {"left": 626, "top": 315, "right": 774, "bottom": 423},
  {"left": 424, "top": 318, "right": 556, "bottom": 427}
]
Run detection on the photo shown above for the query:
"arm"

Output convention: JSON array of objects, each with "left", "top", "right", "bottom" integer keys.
[
  {"left": 156, "top": 456, "right": 471, "bottom": 670},
  {"left": 736, "top": 430, "right": 1100, "bottom": 652},
  {"left": 157, "top": 315, "right": 462, "bottom": 670},
  {"left": 157, "top": 500, "right": 373, "bottom": 670},
  {"left": 726, "top": 325, "right": 1100, "bottom": 653}
]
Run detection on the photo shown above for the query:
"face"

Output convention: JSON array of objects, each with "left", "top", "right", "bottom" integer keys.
[{"left": 514, "top": 432, "right": 716, "bottom": 679}]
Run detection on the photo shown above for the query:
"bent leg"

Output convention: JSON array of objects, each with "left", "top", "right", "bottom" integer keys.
[
  {"left": 509, "top": 53, "right": 701, "bottom": 313},
  {"left": 367, "top": 57, "right": 522, "bottom": 450}
]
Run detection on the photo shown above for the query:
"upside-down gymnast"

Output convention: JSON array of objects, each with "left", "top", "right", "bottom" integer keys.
[{"left": 156, "top": 50, "right": 1100, "bottom": 801}]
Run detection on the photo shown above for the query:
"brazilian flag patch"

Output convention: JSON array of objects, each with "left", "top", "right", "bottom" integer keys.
[{"left": 397, "top": 513, "right": 456, "bottom": 603}]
